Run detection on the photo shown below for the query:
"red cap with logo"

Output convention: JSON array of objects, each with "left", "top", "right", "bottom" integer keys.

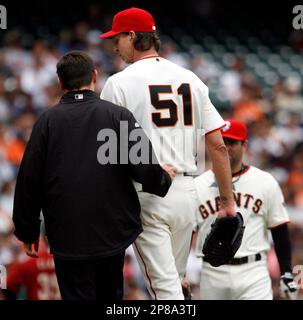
[
  {"left": 100, "top": 7, "right": 156, "bottom": 39},
  {"left": 221, "top": 119, "right": 247, "bottom": 141}
]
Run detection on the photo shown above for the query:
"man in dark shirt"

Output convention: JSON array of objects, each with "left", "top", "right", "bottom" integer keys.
[{"left": 12, "top": 51, "right": 174, "bottom": 300}]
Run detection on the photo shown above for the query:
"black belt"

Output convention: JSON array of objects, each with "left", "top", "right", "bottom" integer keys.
[
  {"left": 226, "top": 253, "right": 262, "bottom": 265},
  {"left": 183, "top": 173, "right": 198, "bottom": 177},
  {"left": 203, "top": 253, "right": 262, "bottom": 266}
]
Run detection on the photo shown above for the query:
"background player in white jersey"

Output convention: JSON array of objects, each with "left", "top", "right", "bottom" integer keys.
[
  {"left": 99, "top": 7, "right": 236, "bottom": 300},
  {"left": 195, "top": 119, "right": 299, "bottom": 300}
]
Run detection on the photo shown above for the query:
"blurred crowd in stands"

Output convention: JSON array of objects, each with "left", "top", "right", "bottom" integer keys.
[{"left": 0, "top": 16, "right": 303, "bottom": 299}]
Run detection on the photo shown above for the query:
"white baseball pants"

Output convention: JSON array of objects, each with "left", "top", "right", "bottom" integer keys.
[
  {"left": 133, "top": 175, "right": 197, "bottom": 300},
  {"left": 200, "top": 257, "right": 273, "bottom": 300}
]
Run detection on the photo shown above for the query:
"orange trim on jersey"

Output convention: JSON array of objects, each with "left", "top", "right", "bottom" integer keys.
[
  {"left": 205, "top": 124, "right": 225, "bottom": 136},
  {"left": 139, "top": 55, "right": 161, "bottom": 61},
  {"left": 232, "top": 165, "right": 251, "bottom": 177},
  {"left": 268, "top": 220, "right": 290, "bottom": 229},
  {"left": 134, "top": 242, "right": 158, "bottom": 300}
]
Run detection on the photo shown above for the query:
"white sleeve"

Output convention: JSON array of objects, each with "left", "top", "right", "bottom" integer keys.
[
  {"left": 100, "top": 77, "right": 125, "bottom": 106},
  {"left": 266, "top": 178, "right": 290, "bottom": 228},
  {"left": 194, "top": 77, "right": 225, "bottom": 134}
]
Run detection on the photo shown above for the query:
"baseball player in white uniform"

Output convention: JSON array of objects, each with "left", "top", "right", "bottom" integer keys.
[
  {"left": 99, "top": 7, "right": 236, "bottom": 299},
  {"left": 195, "top": 119, "right": 299, "bottom": 300}
]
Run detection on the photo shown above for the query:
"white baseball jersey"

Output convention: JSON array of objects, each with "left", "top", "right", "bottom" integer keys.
[
  {"left": 195, "top": 166, "right": 290, "bottom": 258},
  {"left": 101, "top": 56, "right": 224, "bottom": 299},
  {"left": 100, "top": 56, "right": 224, "bottom": 173}
]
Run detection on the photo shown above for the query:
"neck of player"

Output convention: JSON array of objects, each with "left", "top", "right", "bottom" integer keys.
[
  {"left": 231, "top": 161, "right": 244, "bottom": 176},
  {"left": 133, "top": 49, "right": 159, "bottom": 62}
]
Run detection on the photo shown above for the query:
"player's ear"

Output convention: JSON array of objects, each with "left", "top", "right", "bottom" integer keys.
[
  {"left": 242, "top": 140, "right": 248, "bottom": 150},
  {"left": 129, "top": 31, "right": 136, "bottom": 41},
  {"left": 92, "top": 69, "right": 98, "bottom": 84}
]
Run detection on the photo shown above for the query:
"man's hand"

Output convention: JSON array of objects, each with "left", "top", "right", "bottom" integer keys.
[
  {"left": 217, "top": 197, "right": 236, "bottom": 218},
  {"left": 181, "top": 278, "right": 192, "bottom": 300},
  {"left": 162, "top": 164, "right": 177, "bottom": 180},
  {"left": 24, "top": 239, "right": 39, "bottom": 258},
  {"left": 280, "top": 272, "right": 299, "bottom": 300}
]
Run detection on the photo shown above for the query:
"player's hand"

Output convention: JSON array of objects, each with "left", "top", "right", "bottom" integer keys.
[
  {"left": 162, "top": 164, "right": 177, "bottom": 180},
  {"left": 217, "top": 199, "right": 236, "bottom": 218},
  {"left": 24, "top": 239, "right": 39, "bottom": 258},
  {"left": 181, "top": 278, "right": 192, "bottom": 300},
  {"left": 280, "top": 272, "right": 299, "bottom": 300}
]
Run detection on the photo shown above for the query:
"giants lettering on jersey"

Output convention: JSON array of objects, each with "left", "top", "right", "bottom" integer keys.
[{"left": 199, "top": 192, "right": 263, "bottom": 219}]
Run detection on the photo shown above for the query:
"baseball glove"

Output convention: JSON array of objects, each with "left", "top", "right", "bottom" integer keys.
[{"left": 202, "top": 212, "right": 245, "bottom": 267}]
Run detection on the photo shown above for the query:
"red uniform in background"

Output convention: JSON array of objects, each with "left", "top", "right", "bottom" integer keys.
[{"left": 7, "top": 239, "right": 60, "bottom": 300}]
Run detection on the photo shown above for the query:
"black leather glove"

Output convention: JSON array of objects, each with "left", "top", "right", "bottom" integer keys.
[{"left": 202, "top": 212, "right": 245, "bottom": 267}]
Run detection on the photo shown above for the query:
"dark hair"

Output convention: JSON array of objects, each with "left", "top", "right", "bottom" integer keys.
[
  {"left": 56, "top": 51, "right": 95, "bottom": 90},
  {"left": 133, "top": 32, "right": 161, "bottom": 52}
]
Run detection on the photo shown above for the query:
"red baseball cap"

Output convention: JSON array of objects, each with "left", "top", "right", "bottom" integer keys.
[
  {"left": 99, "top": 7, "right": 156, "bottom": 39},
  {"left": 221, "top": 119, "right": 247, "bottom": 141}
]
